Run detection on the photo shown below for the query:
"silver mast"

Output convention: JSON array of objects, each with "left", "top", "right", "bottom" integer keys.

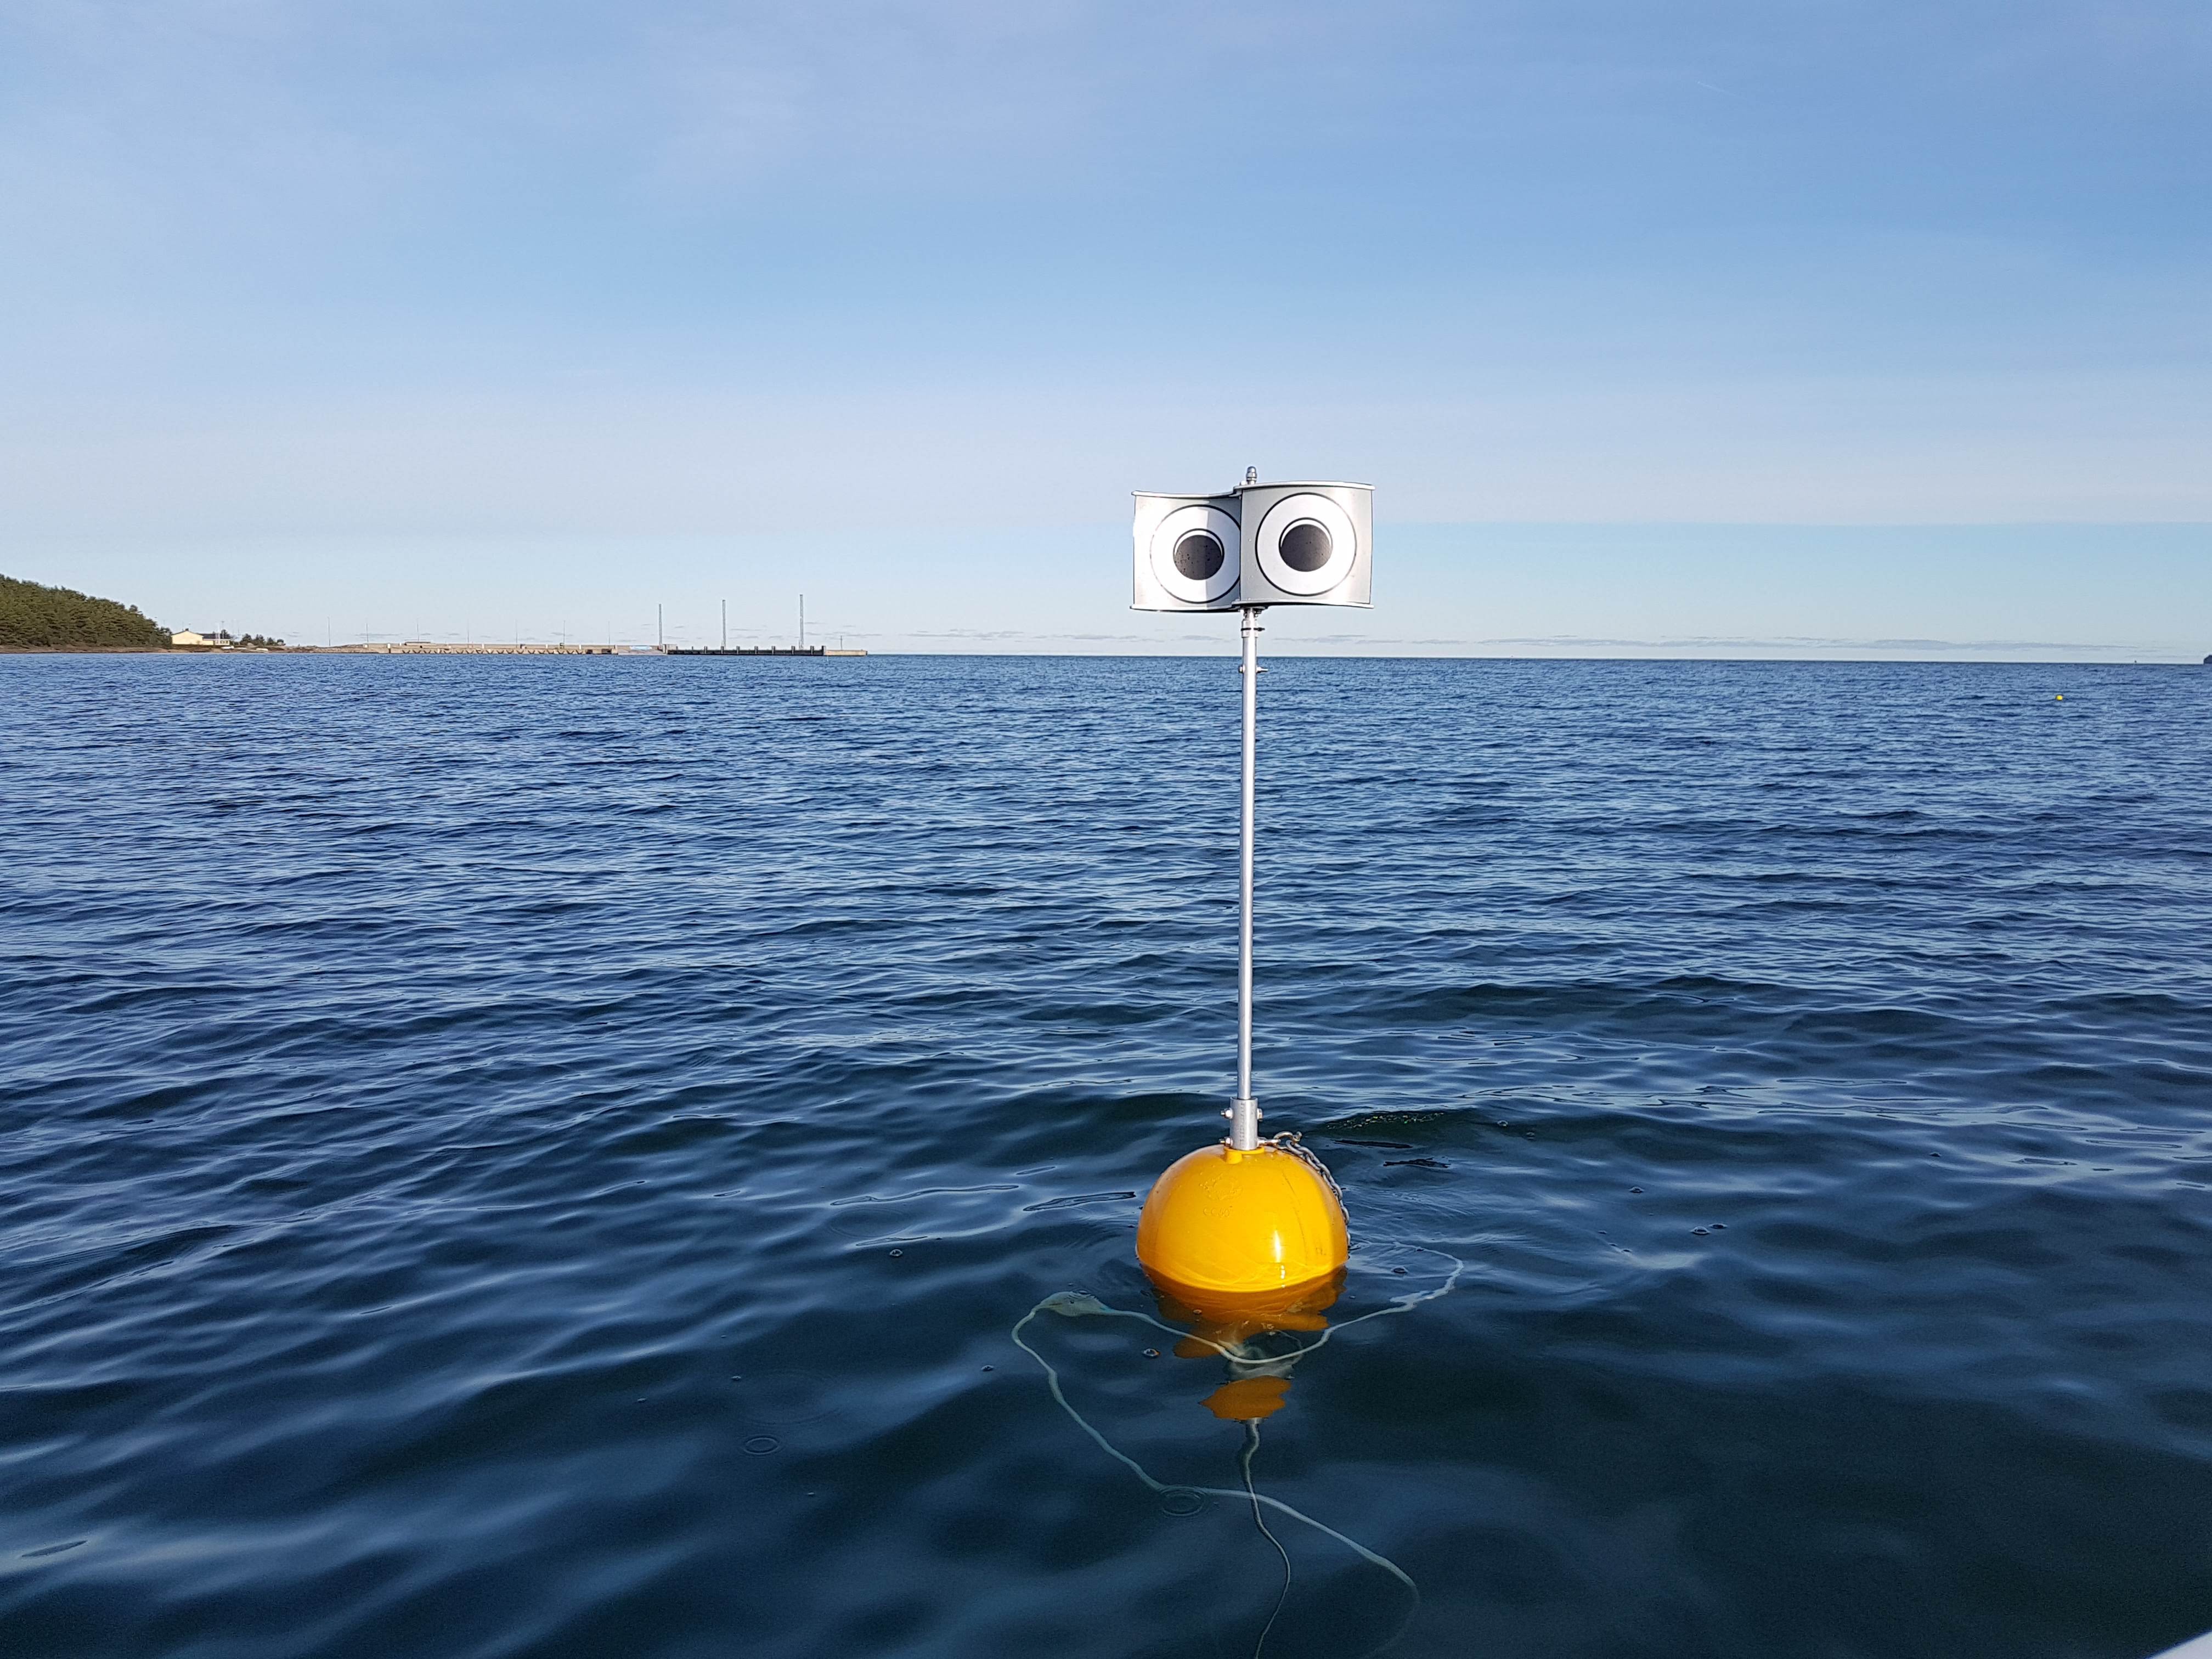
[{"left": 1228, "top": 605, "right": 1265, "bottom": 1150}]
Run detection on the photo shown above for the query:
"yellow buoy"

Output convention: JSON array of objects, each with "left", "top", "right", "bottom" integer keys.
[{"left": 1136, "top": 1141, "right": 1348, "bottom": 1300}]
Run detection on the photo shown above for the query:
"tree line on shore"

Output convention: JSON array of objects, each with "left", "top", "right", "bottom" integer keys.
[
  {"left": 0, "top": 573, "right": 171, "bottom": 648},
  {"left": 0, "top": 575, "right": 295, "bottom": 649}
]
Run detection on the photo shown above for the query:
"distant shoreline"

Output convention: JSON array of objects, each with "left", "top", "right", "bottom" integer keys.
[
  {"left": 0, "top": 645, "right": 254, "bottom": 655},
  {"left": 0, "top": 647, "right": 2198, "bottom": 664},
  {"left": 0, "top": 644, "right": 645, "bottom": 656},
  {"left": 0, "top": 644, "right": 866, "bottom": 657}
]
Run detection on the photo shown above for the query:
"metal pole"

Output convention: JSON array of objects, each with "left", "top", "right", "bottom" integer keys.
[
  {"left": 800, "top": 594, "right": 806, "bottom": 650},
  {"left": 657, "top": 604, "right": 663, "bottom": 651},
  {"left": 1228, "top": 605, "right": 1264, "bottom": 1150},
  {"left": 721, "top": 600, "right": 727, "bottom": 651}
]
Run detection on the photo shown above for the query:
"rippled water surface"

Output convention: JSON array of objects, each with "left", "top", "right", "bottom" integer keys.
[{"left": 5, "top": 653, "right": 2212, "bottom": 1659}]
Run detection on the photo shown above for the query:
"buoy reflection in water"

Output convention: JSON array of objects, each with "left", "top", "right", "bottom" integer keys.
[{"left": 1144, "top": 1268, "right": 1345, "bottom": 1421}]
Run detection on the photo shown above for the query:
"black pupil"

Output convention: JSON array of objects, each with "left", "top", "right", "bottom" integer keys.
[
  {"left": 1172, "top": 531, "right": 1224, "bottom": 581},
  {"left": 1279, "top": 520, "right": 1332, "bottom": 572}
]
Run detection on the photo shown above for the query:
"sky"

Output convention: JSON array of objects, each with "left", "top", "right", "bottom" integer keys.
[{"left": 1, "top": 1, "right": 2206, "bottom": 656}]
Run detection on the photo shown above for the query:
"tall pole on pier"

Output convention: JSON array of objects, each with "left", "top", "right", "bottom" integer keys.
[
  {"left": 800, "top": 594, "right": 806, "bottom": 651},
  {"left": 657, "top": 604, "right": 663, "bottom": 652},
  {"left": 721, "top": 600, "right": 727, "bottom": 651}
]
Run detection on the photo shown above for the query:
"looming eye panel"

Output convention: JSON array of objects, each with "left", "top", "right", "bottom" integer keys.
[
  {"left": 1149, "top": 503, "right": 1241, "bottom": 605},
  {"left": 1172, "top": 529, "right": 1226, "bottom": 581},
  {"left": 1277, "top": 520, "right": 1332, "bottom": 573},
  {"left": 1254, "top": 493, "right": 1358, "bottom": 596},
  {"left": 1135, "top": 481, "right": 1367, "bottom": 611}
]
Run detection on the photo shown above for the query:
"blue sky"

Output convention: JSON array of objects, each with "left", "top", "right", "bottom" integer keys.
[{"left": 2, "top": 1, "right": 2205, "bottom": 655}]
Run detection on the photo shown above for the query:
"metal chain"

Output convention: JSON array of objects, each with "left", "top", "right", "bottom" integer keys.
[{"left": 1266, "top": 1130, "right": 1344, "bottom": 1204}]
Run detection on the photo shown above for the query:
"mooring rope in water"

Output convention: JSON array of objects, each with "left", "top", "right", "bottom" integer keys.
[
  {"left": 1009, "top": 1251, "right": 1464, "bottom": 1655},
  {"left": 1241, "top": 1419, "right": 1291, "bottom": 1658},
  {"left": 1026, "top": 1249, "right": 1464, "bottom": 1370},
  {"left": 1009, "top": 1298, "right": 1417, "bottom": 1595}
]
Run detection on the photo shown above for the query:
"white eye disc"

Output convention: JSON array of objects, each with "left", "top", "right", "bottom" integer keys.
[
  {"left": 1149, "top": 503, "right": 1242, "bottom": 605},
  {"left": 1254, "top": 492, "right": 1358, "bottom": 596}
]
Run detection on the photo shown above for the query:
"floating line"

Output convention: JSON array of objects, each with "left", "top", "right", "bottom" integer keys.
[
  {"left": 1242, "top": 1419, "right": 1291, "bottom": 1659},
  {"left": 1010, "top": 1251, "right": 1464, "bottom": 1655}
]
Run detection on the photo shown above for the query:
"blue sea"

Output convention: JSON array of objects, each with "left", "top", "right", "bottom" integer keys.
[{"left": 4, "top": 653, "right": 2210, "bottom": 1659}]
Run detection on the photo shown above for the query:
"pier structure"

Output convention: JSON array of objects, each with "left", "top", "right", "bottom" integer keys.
[
  {"left": 320, "top": 642, "right": 636, "bottom": 655},
  {"left": 286, "top": 641, "right": 866, "bottom": 657},
  {"left": 663, "top": 645, "right": 866, "bottom": 658}
]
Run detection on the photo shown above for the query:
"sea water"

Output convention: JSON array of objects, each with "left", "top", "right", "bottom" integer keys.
[{"left": 3, "top": 653, "right": 2209, "bottom": 1658}]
